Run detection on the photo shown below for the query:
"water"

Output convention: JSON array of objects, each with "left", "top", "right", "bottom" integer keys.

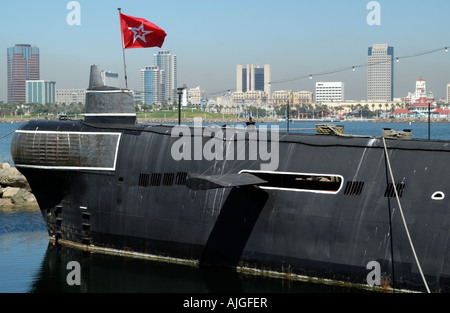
[
  {"left": 1, "top": 120, "right": 449, "bottom": 296},
  {"left": 0, "top": 207, "right": 364, "bottom": 295}
]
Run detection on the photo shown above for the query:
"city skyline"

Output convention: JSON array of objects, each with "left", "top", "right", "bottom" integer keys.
[{"left": 1, "top": 1, "right": 450, "bottom": 103}]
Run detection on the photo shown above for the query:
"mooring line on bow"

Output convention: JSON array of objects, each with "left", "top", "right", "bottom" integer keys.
[
  {"left": 0, "top": 130, "right": 16, "bottom": 140},
  {"left": 382, "top": 137, "right": 431, "bottom": 293}
]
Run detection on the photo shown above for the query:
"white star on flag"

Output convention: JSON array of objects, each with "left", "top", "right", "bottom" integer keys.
[{"left": 129, "top": 23, "right": 153, "bottom": 43}]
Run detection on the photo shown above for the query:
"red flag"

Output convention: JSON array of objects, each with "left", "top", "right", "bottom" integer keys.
[{"left": 119, "top": 12, "right": 167, "bottom": 49}]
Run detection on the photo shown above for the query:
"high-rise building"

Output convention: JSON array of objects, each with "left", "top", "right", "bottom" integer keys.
[
  {"left": 26, "top": 80, "right": 56, "bottom": 104},
  {"left": 367, "top": 44, "right": 394, "bottom": 101},
  {"left": 154, "top": 50, "right": 177, "bottom": 104},
  {"left": 7, "top": 44, "right": 40, "bottom": 104},
  {"left": 236, "top": 64, "right": 271, "bottom": 96},
  {"left": 141, "top": 66, "right": 162, "bottom": 104},
  {"left": 315, "top": 82, "right": 345, "bottom": 102}
]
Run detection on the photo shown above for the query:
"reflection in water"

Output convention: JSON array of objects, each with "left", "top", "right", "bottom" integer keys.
[
  {"left": 2, "top": 207, "right": 368, "bottom": 293},
  {"left": 29, "top": 242, "right": 365, "bottom": 293}
]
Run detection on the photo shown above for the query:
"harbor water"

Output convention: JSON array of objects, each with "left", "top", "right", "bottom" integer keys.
[{"left": 1, "top": 120, "right": 449, "bottom": 294}]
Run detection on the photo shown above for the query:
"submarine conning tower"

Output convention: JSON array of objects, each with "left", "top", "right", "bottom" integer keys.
[{"left": 83, "top": 64, "right": 136, "bottom": 125}]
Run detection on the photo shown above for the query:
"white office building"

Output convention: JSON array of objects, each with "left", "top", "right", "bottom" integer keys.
[{"left": 315, "top": 82, "right": 345, "bottom": 102}]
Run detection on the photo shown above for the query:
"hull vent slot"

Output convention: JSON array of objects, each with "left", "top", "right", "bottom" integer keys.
[
  {"left": 139, "top": 172, "right": 188, "bottom": 187},
  {"left": 176, "top": 172, "right": 188, "bottom": 185},
  {"left": 344, "top": 181, "right": 364, "bottom": 195},
  {"left": 163, "top": 173, "right": 175, "bottom": 186},
  {"left": 384, "top": 183, "right": 405, "bottom": 197},
  {"left": 150, "top": 173, "right": 162, "bottom": 186},
  {"left": 139, "top": 173, "right": 150, "bottom": 187}
]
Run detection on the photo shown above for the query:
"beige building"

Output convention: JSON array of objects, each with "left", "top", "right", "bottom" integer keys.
[
  {"left": 270, "top": 90, "right": 313, "bottom": 106},
  {"left": 271, "top": 90, "right": 292, "bottom": 105},
  {"left": 56, "top": 89, "right": 86, "bottom": 105},
  {"left": 187, "top": 86, "right": 206, "bottom": 105},
  {"left": 367, "top": 44, "right": 394, "bottom": 101},
  {"left": 293, "top": 91, "right": 314, "bottom": 105},
  {"left": 230, "top": 90, "right": 267, "bottom": 105}
]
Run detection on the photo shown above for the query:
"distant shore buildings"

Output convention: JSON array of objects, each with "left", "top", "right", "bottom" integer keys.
[{"left": 5, "top": 44, "right": 450, "bottom": 118}]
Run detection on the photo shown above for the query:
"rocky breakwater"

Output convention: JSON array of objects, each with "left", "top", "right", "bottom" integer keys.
[{"left": 0, "top": 163, "right": 38, "bottom": 209}]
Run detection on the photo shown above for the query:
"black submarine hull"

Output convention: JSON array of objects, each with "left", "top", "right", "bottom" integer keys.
[{"left": 10, "top": 118, "right": 450, "bottom": 293}]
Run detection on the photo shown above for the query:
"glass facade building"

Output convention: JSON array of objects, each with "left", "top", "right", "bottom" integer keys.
[
  {"left": 7, "top": 44, "right": 40, "bottom": 104},
  {"left": 26, "top": 80, "right": 56, "bottom": 104},
  {"left": 154, "top": 51, "right": 177, "bottom": 104},
  {"left": 141, "top": 66, "right": 162, "bottom": 105},
  {"left": 367, "top": 44, "right": 394, "bottom": 101}
]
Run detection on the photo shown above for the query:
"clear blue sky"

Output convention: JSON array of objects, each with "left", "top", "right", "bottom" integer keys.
[{"left": 1, "top": 0, "right": 450, "bottom": 102}]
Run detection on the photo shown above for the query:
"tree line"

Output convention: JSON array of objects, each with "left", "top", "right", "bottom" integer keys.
[{"left": 0, "top": 102, "right": 84, "bottom": 117}]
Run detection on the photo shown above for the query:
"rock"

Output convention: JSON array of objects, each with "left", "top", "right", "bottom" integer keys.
[
  {"left": 0, "top": 167, "right": 30, "bottom": 189},
  {"left": 0, "top": 198, "right": 13, "bottom": 207},
  {"left": 2, "top": 187, "right": 21, "bottom": 198},
  {"left": 11, "top": 188, "right": 37, "bottom": 206}
]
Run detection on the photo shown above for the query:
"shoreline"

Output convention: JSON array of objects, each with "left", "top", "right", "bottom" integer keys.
[{"left": 1, "top": 116, "right": 449, "bottom": 125}]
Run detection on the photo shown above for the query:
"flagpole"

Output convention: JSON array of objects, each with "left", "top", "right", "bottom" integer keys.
[
  {"left": 122, "top": 49, "right": 128, "bottom": 90},
  {"left": 118, "top": 8, "right": 128, "bottom": 90}
]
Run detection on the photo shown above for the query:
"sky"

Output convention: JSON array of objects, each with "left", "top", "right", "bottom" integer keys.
[{"left": 1, "top": 0, "right": 450, "bottom": 102}]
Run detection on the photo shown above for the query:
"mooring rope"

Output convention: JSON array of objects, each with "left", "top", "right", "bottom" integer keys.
[
  {"left": 0, "top": 130, "right": 16, "bottom": 140},
  {"left": 382, "top": 137, "right": 431, "bottom": 293}
]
